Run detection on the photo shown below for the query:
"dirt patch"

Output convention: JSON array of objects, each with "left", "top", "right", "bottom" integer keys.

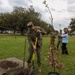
[
  {"left": 4, "top": 67, "right": 33, "bottom": 75},
  {"left": 0, "top": 60, "right": 19, "bottom": 69},
  {"left": 0, "top": 57, "right": 28, "bottom": 75}
]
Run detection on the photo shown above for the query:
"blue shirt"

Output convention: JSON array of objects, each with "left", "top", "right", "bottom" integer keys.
[{"left": 61, "top": 34, "right": 68, "bottom": 43}]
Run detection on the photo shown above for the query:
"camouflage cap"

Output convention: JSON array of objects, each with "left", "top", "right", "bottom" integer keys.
[{"left": 27, "top": 22, "right": 33, "bottom": 27}]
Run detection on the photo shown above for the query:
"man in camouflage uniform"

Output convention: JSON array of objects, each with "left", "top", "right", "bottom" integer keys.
[{"left": 26, "top": 22, "right": 42, "bottom": 72}]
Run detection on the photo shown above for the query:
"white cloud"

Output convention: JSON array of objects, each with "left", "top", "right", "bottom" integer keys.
[
  {"left": 67, "top": 0, "right": 75, "bottom": 4},
  {"left": 9, "top": 0, "right": 27, "bottom": 7},
  {"left": 28, "top": 0, "right": 70, "bottom": 30},
  {"left": 0, "top": 0, "right": 75, "bottom": 31},
  {"left": 0, "top": 0, "right": 13, "bottom": 12}
]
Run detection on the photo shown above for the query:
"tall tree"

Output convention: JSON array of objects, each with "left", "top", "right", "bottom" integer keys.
[
  {"left": 11, "top": 6, "right": 27, "bottom": 34},
  {"left": 26, "top": 6, "right": 41, "bottom": 22},
  {"left": 0, "top": 6, "right": 55, "bottom": 35}
]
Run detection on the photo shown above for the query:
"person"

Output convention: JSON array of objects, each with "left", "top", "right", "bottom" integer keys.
[
  {"left": 26, "top": 22, "right": 43, "bottom": 72},
  {"left": 61, "top": 28, "right": 69, "bottom": 54},
  {"left": 57, "top": 30, "right": 62, "bottom": 49}
]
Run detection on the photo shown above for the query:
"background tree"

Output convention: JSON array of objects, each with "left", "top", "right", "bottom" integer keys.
[
  {"left": 0, "top": 6, "right": 54, "bottom": 35},
  {"left": 11, "top": 6, "right": 27, "bottom": 34},
  {"left": 69, "top": 18, "right": 75, "bottom": 32}
]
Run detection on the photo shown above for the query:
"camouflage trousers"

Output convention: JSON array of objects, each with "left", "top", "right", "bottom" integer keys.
[{"left": 27, "top": 45, "right": 41, "bottom": 65}]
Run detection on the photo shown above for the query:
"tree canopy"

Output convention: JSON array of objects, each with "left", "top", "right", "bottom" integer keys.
[
  {"left": 69, "top": 18, "right": 75, "bottom": 32},
  {"left": 0, "top": 6, "right": 54, "bottom": 35}
]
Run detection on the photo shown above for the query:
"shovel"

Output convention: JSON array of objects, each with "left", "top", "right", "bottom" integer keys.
[{"left": 28, "top": 37, "right": 38, "bottom": 75}]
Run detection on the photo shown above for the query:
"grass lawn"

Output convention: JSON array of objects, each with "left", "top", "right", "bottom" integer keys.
[{"left": 0, "top": 35, "right": 75, "bottom": 75}]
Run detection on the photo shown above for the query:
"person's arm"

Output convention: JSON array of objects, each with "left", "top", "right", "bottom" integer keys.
[
  {"left": 36, "top": 30, "right": 43, "bottom": 47},
  {"left": 61, "top": 34, "right": 66, "bottom": 38}
]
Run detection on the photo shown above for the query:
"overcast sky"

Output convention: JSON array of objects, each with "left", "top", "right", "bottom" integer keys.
[{"left": 0, "top": 0, "right": 75, "bottom": 30}]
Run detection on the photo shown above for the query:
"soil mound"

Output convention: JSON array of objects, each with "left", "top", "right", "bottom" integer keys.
[
  {"left": 0, "top": 60, "right": 19, "bottom": 69},
  {"left": 0, "top": 57, "right": 27, "bottom": 75}
]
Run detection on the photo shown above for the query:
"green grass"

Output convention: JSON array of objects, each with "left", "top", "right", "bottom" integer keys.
[{"left": 0, "top": 35, "right": 75, "bottom": 75}]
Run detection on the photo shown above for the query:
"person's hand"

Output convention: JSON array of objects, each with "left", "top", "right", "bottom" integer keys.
[
  {"left": 37, "top": 29, "right": 41, "bottom": 32},
  {"left": 33, "top": 45, "right": 36, "bottom": 50}
]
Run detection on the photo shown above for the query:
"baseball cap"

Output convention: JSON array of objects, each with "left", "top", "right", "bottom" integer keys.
[{"left": 27, "top": 22, "right": 33, "bottom": 27}]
